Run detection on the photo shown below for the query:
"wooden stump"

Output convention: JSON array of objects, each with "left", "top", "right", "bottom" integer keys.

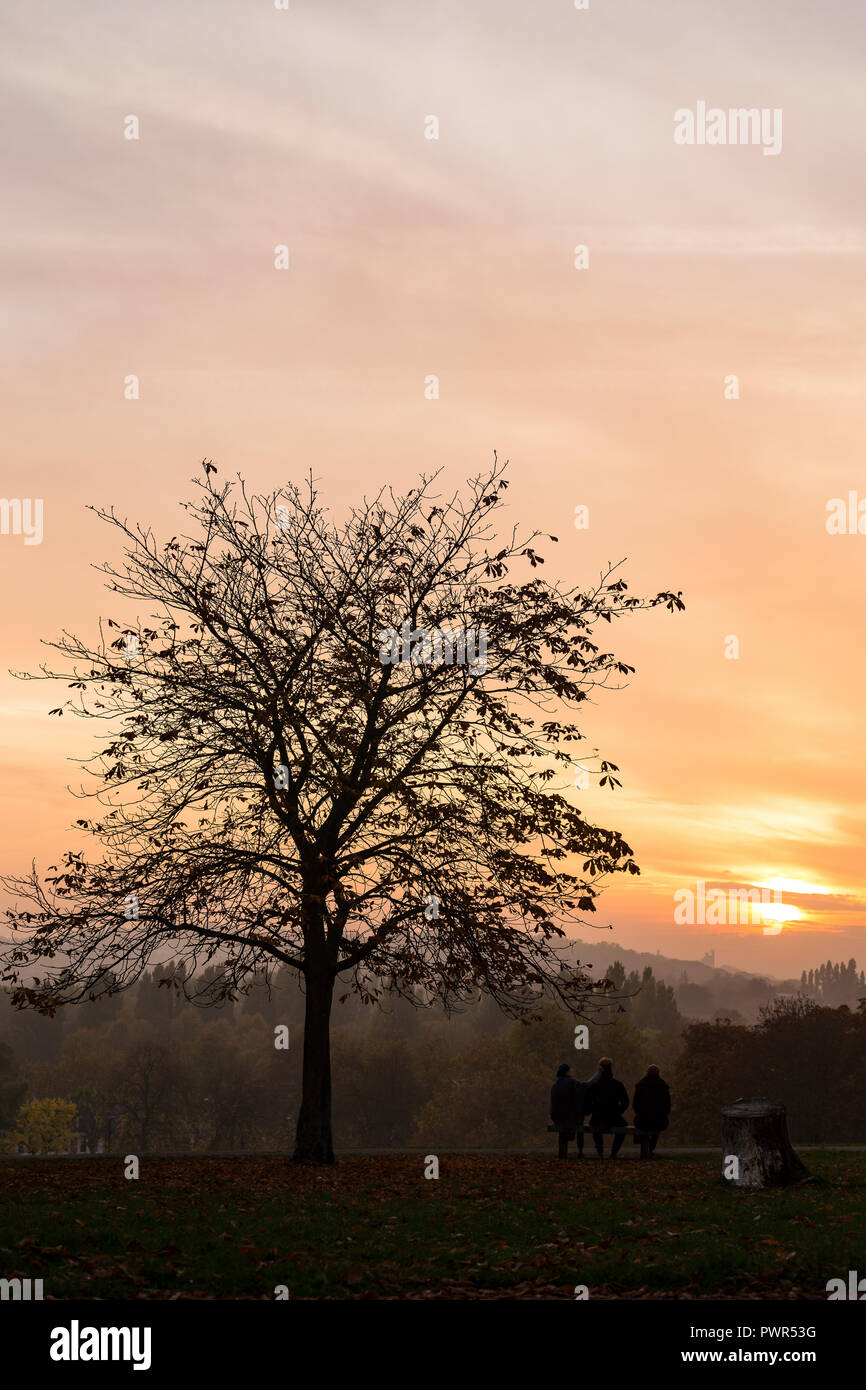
[{"left": 721, "top": 1097, "right": 812, "bottom": 1188}]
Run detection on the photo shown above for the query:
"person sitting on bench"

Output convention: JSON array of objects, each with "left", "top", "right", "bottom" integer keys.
[
  {"left": 632, "top": 1064, "right": 670, "bottom": 1157},
  {"left": 585, "top": 1057, "right": 629, "bottom": 1158},
  {"left": 549, "top": 1062, "right": 588, "bottom": 1158}
]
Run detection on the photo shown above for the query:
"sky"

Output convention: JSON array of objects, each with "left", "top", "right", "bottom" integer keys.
[{"left": 1, "top": 0, "right": 865, "bottom": 978}]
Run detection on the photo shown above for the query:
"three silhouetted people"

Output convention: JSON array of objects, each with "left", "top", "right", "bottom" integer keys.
[
  {"left": 550, "top": 1057, "right": 671, "bottom": 1159},
  {"left": 632, "top": 1064, "right": 671, "bottom": 1156}
]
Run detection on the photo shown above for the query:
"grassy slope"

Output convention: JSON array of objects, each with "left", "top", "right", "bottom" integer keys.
[{"left": 0, "top": 1153, "right": 860, "bottom": 1299}]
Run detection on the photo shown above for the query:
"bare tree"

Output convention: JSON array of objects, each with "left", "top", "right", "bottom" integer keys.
[{"left": 1, "top": 459, "right": 683, "bottom": 1161}]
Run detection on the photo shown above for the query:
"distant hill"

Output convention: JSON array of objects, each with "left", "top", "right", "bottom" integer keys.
[{"left": 564, "top": 937, "right": 797, "bottom": 992}]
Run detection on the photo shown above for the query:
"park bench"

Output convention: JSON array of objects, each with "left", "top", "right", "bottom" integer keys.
[{"left": 547, "top": 1122, "right": 654, "bottom": 1159}]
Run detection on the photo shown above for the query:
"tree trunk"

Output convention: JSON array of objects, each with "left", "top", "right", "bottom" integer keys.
[
  {"left": 721, "top": 1097, "right": 812, "bottom": 1188},
  {"left": 292, "top": 971, "right": 335, "bottom": 1163}
]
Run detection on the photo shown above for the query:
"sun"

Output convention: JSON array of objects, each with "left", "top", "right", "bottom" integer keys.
[
  {"left": 757, "top": 900, "right": 804, "bottom": 924},
  {"left": 755, "top": 877, "right": 831, "bottom": 896}
]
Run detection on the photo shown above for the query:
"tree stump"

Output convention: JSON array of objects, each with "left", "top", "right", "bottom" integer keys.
[{"left": 721, "top": 1097, "right": 812, "bottom": 1188}]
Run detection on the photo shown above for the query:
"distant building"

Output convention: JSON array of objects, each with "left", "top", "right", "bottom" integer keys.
[{"left": 701, "top": 950, "right": 715, "bottom": 969}]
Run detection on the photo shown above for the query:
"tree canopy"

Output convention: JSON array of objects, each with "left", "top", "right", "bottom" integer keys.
[{"left": 1, "top": 458, "right": 683, "bottom": 1159}]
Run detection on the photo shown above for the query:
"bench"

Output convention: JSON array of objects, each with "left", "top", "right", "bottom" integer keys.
[{"left": 547, "top": 1122, "right": 654, "bottom": 1159}]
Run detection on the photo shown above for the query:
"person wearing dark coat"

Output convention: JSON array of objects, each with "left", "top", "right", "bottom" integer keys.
[
  {"left": 585, "top": 1057, "right": 629, "bottom": 1157},
  {"left": 550, "top": 1062, "right": 588, "bottom": 1158},
  {"left": 632, "top": 1065, "right": 670, "bottom": 1156}
]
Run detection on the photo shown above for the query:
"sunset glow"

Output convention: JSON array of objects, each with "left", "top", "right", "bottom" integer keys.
[{"left": 1, "top": 0, "right": 864, "bottom": 984}]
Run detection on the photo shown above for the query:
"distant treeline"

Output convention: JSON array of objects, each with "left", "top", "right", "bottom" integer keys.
[
  {"left": 0, "top": 959, "right": 863, "bottom": 1151},
  {"left": 800, "top": 959, "right": 865, "bottom": 1006}
]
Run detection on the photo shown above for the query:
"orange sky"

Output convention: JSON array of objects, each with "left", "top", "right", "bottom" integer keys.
[{"left": 1, "top": 0, "right": 865, "bottom": 978}]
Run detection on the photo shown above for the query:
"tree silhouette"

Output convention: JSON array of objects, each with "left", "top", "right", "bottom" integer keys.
[{"left": 1, "top": 459, "right": 683, "bottom": 1161}]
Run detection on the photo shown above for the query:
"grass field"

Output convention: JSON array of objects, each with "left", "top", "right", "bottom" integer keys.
[{"left": 0, "top": 1152, "right": 861, "bottom": 1299}]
